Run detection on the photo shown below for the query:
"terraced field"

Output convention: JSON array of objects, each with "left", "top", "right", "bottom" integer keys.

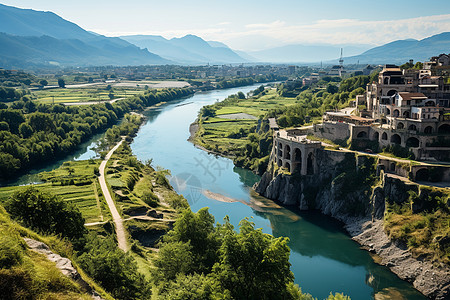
[
  {"left": 0, "top": 160, "right": 108, "bottom": 223},
  {"left": 32, "top": 86, "right": 144, "bottom": 104}
]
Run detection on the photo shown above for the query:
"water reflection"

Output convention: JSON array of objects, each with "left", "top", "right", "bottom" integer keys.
[{"left": 128, "top": 85, "right": 425, "bottom": 300}]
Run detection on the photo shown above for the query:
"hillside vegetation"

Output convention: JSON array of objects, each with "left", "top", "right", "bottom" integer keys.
[{"left": 0, "top": 87, "right": 193, "bottom": 179}]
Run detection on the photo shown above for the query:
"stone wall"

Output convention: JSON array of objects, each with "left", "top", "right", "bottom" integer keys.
[
  {"left": 254, "top": 151, "right": 450, "bottom": 299},
  {"left": 313, "top": 121, "right": 350, "bottom": 141}
]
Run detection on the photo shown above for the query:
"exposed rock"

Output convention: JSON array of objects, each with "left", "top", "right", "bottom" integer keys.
[
  {"left": 147, "top": 209, "right": 164, "bottom": 219},
  {"left": 254, "top": 150, "right": 450, "bottom": 299},
  {"left": 24, "top": 238, "right": 104, "bottom": 300}
]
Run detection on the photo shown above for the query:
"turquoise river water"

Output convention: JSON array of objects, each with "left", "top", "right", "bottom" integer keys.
[
  {"left": 7, "top": 84, "right": 426, "bottom": 299},
  {"left": 129, "top": 85, "right": 426, "bottom": 300}
]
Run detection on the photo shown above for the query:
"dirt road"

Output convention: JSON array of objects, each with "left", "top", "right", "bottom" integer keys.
[{"left": 98, "top": 139, "right": 127, "bottom": 251}]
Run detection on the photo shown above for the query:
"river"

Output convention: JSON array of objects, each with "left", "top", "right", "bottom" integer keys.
[
  {"left": 129, "top": 85, "right": 426, "bottom": 300},
  {"left": 6, "top": 84, "right": 425, "bottom": 299}
]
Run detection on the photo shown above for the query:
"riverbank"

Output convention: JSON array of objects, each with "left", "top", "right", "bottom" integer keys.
[
  {"left": 254, "top": 152, "right": 450, "bottom": 299},
  {"left": 347, "top": 218, "right": 450, "bottom": 299}
]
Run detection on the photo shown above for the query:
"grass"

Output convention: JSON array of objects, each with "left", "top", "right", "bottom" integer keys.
[
  {"left": 0, "top": 160, "right": 108, "bottom": 224},
  {"left": 214, "top": 92, "right": 298, "bottom": 117},
  {"left": 31, "top": 86, "right": 145, "bottom": 104},
  {"left": 384, "top": 187, "right": 450, "bottom": 264},
  {"left": 195, "top": 89, "right": 300, "bottom": 155},
  {"left": 0, "top": 205, "right": 114, "bottom": 300}
]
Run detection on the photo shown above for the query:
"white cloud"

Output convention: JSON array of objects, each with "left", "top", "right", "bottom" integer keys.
[
  {"left": 92, "top": 14, "right": 450, "bottom": 51},
  {"left": 223, "top": 14, "right": 450, "bottom": 50}
]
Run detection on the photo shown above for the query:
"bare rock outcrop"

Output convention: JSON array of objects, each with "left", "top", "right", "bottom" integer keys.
[
  {"left": 24, "top": 238, "right": 104, "bottom": 300},
  {"left": 254, "top": 150, "right": 450, "bottom": 299}
]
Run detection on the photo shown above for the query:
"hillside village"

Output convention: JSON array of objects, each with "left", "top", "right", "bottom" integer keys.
[{"left": 273, "top": 53, "right": 450, "bottom": 185}]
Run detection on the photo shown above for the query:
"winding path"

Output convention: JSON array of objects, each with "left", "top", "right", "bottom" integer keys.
[{"left": 98, "top": 139, "right": 128, "bottom": 251}]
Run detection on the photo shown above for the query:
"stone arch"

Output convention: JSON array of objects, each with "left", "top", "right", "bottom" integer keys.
[
  {"left": 284, "top": 144, "right": 291, "bottom": 159},
  {"left": 387, "top": 89, "right": 397, "bottom": 96},
  {"left": 406, "top": 137, "right": 419, "bottom": 148},
  {"left": 278, "top": 159, "right": 282, "bottom": 167},
  {"left": 278, "top": 142, "right": 283, "bottom": 157},
  {"left": 393, "top": 109, "right": 400, "bottom": 117},
  {"left": 403, "top": 111, "right": 410, "bottom": 118},
  {"left": 438, "top": 124, "right": 450, "bottom": 134},
  {"left": 415, "top": 168, "right": 429, "bottom": 181},
  {"left": 294, "top": 148, "right": 302, "bottom": 174},
  {"left": 424, "top": 126, "right": 433, "bottom": 134},
  {"left": 386, "top": 108, "right": 391, "bottom": 116},
  {"left": 397, "top": 122, "right": 404, "bottom": 129},
  {"left": 391, "top": 134, "right": 401, "bottom": 145},
  {"left": 408, "top": 124, "right": 417, "bottom": 131},
  {"left": 294, "top": 148, "right": 302, "bottom": 162},
  {"left": 425, "top": 100, "right": 435, "bottom": 106},
  {"left": 382, "top": 132, "right": 388, "bottom": 140},
  {"left": 284, "top": 161, "right": 291, "bottom": 172},
  {"left": 357, "top": 131, "right": 367, "bottom": 138},
  {"left": 307, "top": 152, "right": 314, "bottom": 175},
  {"left": 373, "top": 131, "right": 379, "bottom": 141},
  {"left": 390, "top": 162, "right": 396, "bottom": 172}
]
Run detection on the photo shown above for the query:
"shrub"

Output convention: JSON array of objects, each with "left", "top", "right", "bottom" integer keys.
[
  {"left": 5, "top": 187, "right": 86, "bottom": 240},
  {"left": 142, "top": 190, "right": 159, "bottom": 207}
]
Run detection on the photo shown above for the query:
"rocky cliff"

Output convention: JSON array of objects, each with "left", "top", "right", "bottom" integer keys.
[{"left": 254, "top": 150, "right": 450, "bottom": 299}]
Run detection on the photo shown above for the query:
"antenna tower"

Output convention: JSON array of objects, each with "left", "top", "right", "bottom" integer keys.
[{"left": 339, "top": 48, "right": 344, "bottom": 67}]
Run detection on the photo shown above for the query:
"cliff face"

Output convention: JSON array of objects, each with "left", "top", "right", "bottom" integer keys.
[
  {"left": 255, "top": 150, "right": 375, "bottom": 221},
  {"left": 254, "top": 150, "right": 450, "bottom": 299}
]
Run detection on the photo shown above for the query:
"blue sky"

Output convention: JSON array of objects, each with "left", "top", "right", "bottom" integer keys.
[{"left": 1, "top": 0, "right": 450, "bottom": 50}]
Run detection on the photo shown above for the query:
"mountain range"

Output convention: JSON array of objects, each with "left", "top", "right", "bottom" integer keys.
[
  {"left": 0, "top": 3, "right": 169, "bottom": 68},
  {"left": 0, "top": 3, "right": 449, "bottom": 68},
  {"left": 340, "top": 32, "right": 450, "bottom": 64},
  {"left": 120, "top": 34, "right": 247, "bottom": 64}
]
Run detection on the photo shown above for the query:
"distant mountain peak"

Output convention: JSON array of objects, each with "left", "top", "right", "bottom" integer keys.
[
  {"left": 0, "top": 4, "right": 170, "bottom": 67},
  {"left": 121, "top": 34, "right": 247, "bottom": 64}
]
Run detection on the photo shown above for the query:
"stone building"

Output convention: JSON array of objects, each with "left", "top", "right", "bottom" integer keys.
[{"left": 272, "top": 130, "right": 322, "bottom": 174}]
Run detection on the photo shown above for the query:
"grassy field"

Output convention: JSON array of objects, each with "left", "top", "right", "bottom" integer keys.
[
  {"left": 195, "top": 89, "right": 298, "bottom": 154},
  {"left": 31, "top": 86, "right": 144, "bottom": 104},
  {"left": 214, "top": 90, "right": 298, "bottom": 117},
  {"left": 0, "top": 160, "right": 108, "bottom": 224}
]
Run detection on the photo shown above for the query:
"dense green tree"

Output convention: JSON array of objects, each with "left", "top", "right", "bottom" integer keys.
[
  {"left": 5, "top": 187, "right": 86, "bottom": 240},
  {"left": 327, "top": 84, "right": 339, "bottom": 94},
  {"left": 57, "top": 78, "right": 65, "bottom": 88},
  {"left": 164, "top": 208, "right": 220, "bottom": 273},
  {"left": 153, "top": 209, "right": 301, "bottom": 300},
  {"left": 39, "top": 79, "right": 48, "bottom": 87},
  {"left": 213, "top": 218, "right": 294, "bottom": 300},
  {"left": 77, "top": 234, "right": 150, "bottom": 300}
]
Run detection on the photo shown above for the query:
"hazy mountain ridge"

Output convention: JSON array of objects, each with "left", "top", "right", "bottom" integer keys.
[
  {"left": 247, "top": 44, "right": 373, "bottom": 63},
  {"left": 342, "top": 32, "right": 450, "bottom": 64},
  {"left": 121, "top": 34, "right": 247, "bottom": 64},
  {"left": 0, "top": 3, "right": 449, "bottom": 67},
  {"left": 0, "top": 3, "right": 170, "bottom": 67}
]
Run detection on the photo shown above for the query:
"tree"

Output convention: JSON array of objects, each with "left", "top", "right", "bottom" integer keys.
[
  {"left": 77, "top": 234, "right": 150, "bottom": 300},
  {"left": 213, "top": 218, "right": 294, "bottom": 300},
  {"left": 18, "top": 123, "right": 33, "bottom": 138},
  {"left": 5, "top": 187, "right": 86, "bottom": 240},
  {"left": 39, "top": 79, "right": 48, "bottom": 87},
  {"left": 153, "top": 241, "right": 194, "bottom": 280},
  {"left": 164, "top": 208, "right": 219, "bottom": 274},
  {"left": 414, "top": 62, "right": 423, "bottom": 69},
  {"left": 153, "top": 209, "right": 300, "bottom": 300},
  {"left": 327, "top": 84, "right": 338, "bottom": 94},
  {"left": 57, "top": 78, "right": 65, "bottom": 88}
]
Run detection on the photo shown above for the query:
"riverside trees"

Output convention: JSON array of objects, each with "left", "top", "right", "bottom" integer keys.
[
  {"left": 153, "top": 208, "right": 304, "bottom": 300},
  {"left": 0, "top": 87, "right": 194, "bottom": 179}
]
